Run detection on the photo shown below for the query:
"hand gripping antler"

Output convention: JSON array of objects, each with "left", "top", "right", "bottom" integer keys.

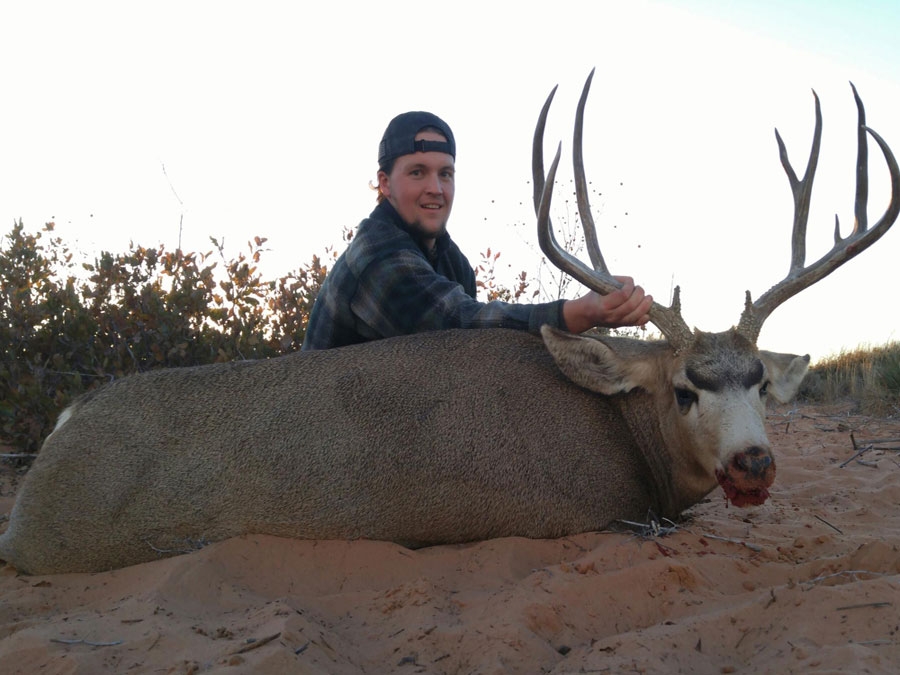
[
  {"left": 533, "top": 68, "right": 695, "bottom": 350},
  {"left": 736, "top": 83, "right": 900, "bottom": 343}
]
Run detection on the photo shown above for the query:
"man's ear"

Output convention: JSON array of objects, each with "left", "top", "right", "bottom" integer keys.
[{"left": 377, "top": 170, "right": 391, "bottom": 199}]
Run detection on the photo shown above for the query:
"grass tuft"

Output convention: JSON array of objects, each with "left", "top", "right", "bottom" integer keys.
[{"left": 798, "top": 341, "right": 900, "bottom": 417}]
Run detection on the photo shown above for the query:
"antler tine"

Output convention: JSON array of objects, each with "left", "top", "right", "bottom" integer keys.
[
  {"left": 850, "top": 82, "right": 869, "bottom": 233},
  {"left": 537, "top": 143, "right": 621, "bottom": 295},
  {"left": 779, "top": 89, "right": 822, "bottom": 274},
  {"left": 534, "top": 71, "right": 694, "bottom": 350},
  {"left": 534, "top": 80, "right": 621, "bottom": 295},
  {"left": 737, "top": 84, "right": 900, "bottom": 343},
  {"left": 572, "top": 68, "right": 608, "bottom": 273},
  {"left": 533, "top": 69, "right": 609, "bottom": 274},
  {"left": 532, "top": 83, "right": 557, "bottom": 217}
]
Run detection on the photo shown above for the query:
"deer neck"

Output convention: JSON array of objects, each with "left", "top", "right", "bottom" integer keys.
[{"left": 617, "top": 390, "right": 682, "bottom": 520}]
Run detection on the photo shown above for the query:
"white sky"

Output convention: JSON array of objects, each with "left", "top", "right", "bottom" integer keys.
[{"left": 2, "top": 0, "right": 899, "bottom": 362}]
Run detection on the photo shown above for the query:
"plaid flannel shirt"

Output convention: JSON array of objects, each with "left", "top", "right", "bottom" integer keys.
[{"left": 301, "top": 201, "right": 567, "bottom": 351}]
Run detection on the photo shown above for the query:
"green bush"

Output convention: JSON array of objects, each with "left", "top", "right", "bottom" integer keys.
[{"left": 0, "top": 221, "right": 331, "bottom": 452}]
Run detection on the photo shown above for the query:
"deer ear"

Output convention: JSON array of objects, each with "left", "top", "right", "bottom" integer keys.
[
  {"left": 540, "top": 325, "right": 651, "bottom": 395},
  {"left": 759, "top": 350, "right": 811, "bottom": 403}
]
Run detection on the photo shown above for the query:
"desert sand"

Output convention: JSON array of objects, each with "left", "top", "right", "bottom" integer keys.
[{"left": 1, "top": 402, "right": 899, "bottom": 674}]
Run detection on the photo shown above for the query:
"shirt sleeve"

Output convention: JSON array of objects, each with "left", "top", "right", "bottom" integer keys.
[{"left": 350, "top": 248, "right": 567, "bottom": 338}]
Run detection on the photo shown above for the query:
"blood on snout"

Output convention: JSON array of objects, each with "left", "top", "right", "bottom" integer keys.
[{"left": 715, "top": 447, "right": 776, "bottom": 507}]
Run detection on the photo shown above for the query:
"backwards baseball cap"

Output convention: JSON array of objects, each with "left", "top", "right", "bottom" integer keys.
[{"left": 378, "top": 111, "right": 456, "bottom": 170}]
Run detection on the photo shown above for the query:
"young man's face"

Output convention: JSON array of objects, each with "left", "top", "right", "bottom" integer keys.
[{"left": 378, "top": 130, "right": 455, "bottom": 247}]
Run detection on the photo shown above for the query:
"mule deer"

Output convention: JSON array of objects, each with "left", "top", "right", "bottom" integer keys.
[{"left": 1, "top": 72, "right": 897, "bottom": 574}]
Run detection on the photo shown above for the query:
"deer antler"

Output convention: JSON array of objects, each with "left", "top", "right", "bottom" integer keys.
[
  {"left": 736, "top": 84, "right": 900, "bottom": 343},
  {"left": 533, "top": 69, "right": 695, "bottom": 350}
]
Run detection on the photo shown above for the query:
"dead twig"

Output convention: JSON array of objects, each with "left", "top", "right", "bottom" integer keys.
[
  {"left": 231, "top": 632, "right": 281, "bottom": 655},
  {"left": 851, "top": 433, "right": 900, "bottom": 453},
  {"left": 813, "top": 514, "right": 843, "bottom": 534},
  {"left": 50, "top": 638, "right": 124, "bottom": 647},
  {"left": 802, "top": 570, "right": 886, "bottom": 587},
  {"left": 853, "top": 639, "right": 893, "bottom": 646},
  {"left": 701, "top": 533, "right": 763, "bottom": 553},
  {"left": 839, "top": 444, "right": 874, "bottom": 468},
  {"left": 836, "top": 601, "right": 892, "bottom": 611},
  {"left": 611, "top": 510, "right": 679, "bottom": 538},
  {"left": 145, "top": 538, "right": 209, "bottom": 555}
]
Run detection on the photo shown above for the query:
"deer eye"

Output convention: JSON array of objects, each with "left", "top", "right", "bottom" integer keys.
[
  {"left": 675, "top": 387, "right": 698, "bottom": 412},
  {"left": 760, "top": 381, "right": 770, "bottom": 398}
]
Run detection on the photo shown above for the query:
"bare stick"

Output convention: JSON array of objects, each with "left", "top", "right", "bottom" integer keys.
[
  {"left": 231, "top": 632, "right": 281, "bottom": 655},
  {"left": 702, "top": 533, "right": 763, "bottom": 552},
  {"left": 854, "top": 639, "right": 892, "bottom": 646},
  {"left": 835, "top": 601, "right": 892, "bottom": 611},
  {"left": 839, "top": 444, "right": 874, "bottom": 468},
  {"left": 813, "top": 514, "right": 843, "bottom": 534},
  {"left": 50, "top": 638, "right": 124, "bottom": 647},
  {"left": 802, "top": 569, "right": 886, "bottom": 587},
  {"left": 145, "top": 538, "right": 209, "bottom": 555},
  {"left": 855, "top": 437, "right": 900, "bottom": 445}
]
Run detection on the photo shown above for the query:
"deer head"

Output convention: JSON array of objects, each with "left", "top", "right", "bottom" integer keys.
[{"left": 533, "top": 70, "right": 899, "bottom": 509}]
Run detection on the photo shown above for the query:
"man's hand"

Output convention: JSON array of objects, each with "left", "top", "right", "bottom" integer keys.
[{"left": 562, "top": 276, "right": 652, "bottom": 334}]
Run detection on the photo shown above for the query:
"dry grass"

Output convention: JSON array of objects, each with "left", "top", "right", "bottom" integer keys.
[{"left": 799, "top": 341, "right": 900, "bottom": 416}]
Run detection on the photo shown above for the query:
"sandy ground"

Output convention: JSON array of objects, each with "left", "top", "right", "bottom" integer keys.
[{"left": 1, "top": 402, "right": 899, "bottom": 674}]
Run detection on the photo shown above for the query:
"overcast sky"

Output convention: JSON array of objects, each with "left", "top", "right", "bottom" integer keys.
[{"left": 2, "top": 0, "right": 899, "bottom": 361}]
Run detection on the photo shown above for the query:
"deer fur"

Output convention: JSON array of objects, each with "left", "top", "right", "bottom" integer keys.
[{"left": 0, "top": 327, "right": 808, "bottom": 574}]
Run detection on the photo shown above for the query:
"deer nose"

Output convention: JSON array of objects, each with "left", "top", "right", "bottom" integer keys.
[{"left": 731, "top": 446, "right": 775, "bottom": 482}]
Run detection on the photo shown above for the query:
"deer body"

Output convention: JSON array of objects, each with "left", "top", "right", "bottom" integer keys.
[{"left": 0, "top": 328, "right": 808, "bottom": 574}]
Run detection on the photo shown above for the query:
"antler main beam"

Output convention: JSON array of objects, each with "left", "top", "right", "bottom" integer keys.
[
  {"left": 736, "top": 84, "right": 900, "bottom": 343},
  {"left": 533, "top": 69, "right": 694, "bottom": 350}
]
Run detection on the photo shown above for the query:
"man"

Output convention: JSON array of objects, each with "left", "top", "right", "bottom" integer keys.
[{"left": 301, "top": 111, "right": 651, "bottom": 351}]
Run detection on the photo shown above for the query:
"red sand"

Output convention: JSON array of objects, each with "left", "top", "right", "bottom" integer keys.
[{"left": 2, "top": 403, "right": 899, "bottom": 674}]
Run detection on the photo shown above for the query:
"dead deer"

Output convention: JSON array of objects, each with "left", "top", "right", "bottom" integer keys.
[{"left": 1, "top": 71, "right": 896, "bottom": 574}]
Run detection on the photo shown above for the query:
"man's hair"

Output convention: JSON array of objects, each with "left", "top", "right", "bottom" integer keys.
[{"left": 377, "top": 111, "right": 455, "bottom": 172}]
